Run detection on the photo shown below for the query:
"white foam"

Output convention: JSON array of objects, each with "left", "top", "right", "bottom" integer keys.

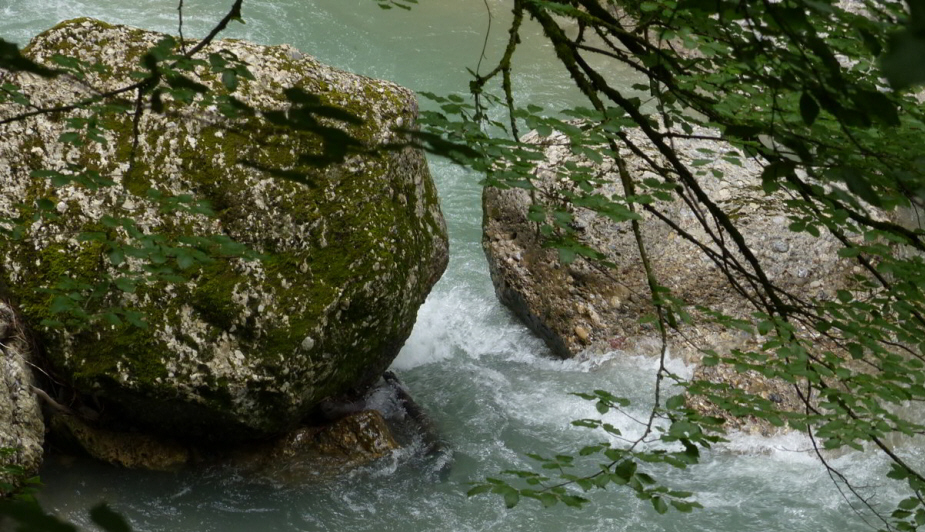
[
  {"left": 719, "top": 429, "right": 820, "bottom": 465},
  {"left": 391, "top": 283, "right": 545, "bottom": 370}
]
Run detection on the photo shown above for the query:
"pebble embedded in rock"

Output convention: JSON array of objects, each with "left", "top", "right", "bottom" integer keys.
[
  {"left": 770, "top": 239, "right": 789, "bottom": 253},
  {"left": 301, "top": 336, "right": 315, "bottom": 351},
  {"left": 575, "top": 325, "right": 590, "bottom": 342}
]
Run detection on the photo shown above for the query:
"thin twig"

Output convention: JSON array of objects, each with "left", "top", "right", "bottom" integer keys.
[{"left": 178, "top": 0, "right": 188, "bottom": 55}]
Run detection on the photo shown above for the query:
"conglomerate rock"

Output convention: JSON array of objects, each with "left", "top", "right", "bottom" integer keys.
[
  {"left": 0, "top": 19, "right": 448, "bottom": 442},
  {"left": 483, "top": 127, "right": 859, "bottom": 432},
  {"left": 0, "top": 303, "right": 44, "bottom": 493}
]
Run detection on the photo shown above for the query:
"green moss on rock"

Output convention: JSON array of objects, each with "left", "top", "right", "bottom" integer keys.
[{"left": 0, "top": 19, "right": 448, "bottom": 442}]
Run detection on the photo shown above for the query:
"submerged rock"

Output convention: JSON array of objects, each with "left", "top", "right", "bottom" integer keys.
[
  {"left": 382, "top": 371, "right": 446, "bottom": 459},
  {"left": 48, "top": 413, "right": 190, "bottom": 471},
  {"left": 0, "top": 19, "right": 448, "bottom": 442},
  {"left": 0, "top": 303, "right": 44, "bottom": 494},
  {"left": 41, "top": 371, "right": 451, "bottom": 478},
  {"left": 227, "top": 410, "right": 400, "bottom": 482},
  {"left": 47, "top": 408, "right": 399, "bottom": 476},
  {"left": 42, "top": 371, "right": 446, "bottom": 479}
]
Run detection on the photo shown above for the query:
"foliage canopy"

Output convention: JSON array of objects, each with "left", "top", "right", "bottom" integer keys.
[{"left": 411, "top": 1, "right": 925, "bottom": 530}]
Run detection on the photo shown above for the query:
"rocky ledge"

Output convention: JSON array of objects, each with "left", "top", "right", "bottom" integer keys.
[{"left": 483, "top": 126, "right": 858, "bottom": 432}]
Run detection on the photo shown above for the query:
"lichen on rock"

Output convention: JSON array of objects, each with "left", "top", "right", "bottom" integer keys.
[{"left": 0, "top": 19, "right": 448, "bottom": 442}]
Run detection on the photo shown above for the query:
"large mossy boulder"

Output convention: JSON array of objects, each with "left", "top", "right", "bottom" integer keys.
[{"left": 0, "top": 19, "right": 448, "bottom": 441}]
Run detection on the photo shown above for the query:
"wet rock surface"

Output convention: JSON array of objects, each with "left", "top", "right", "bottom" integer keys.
[
  {"left": 44, "top": 372, "right": 445, "bottom": 480},
  {"left": 48, "top": 413, "right": 190, "bottom": 471},
  {"left": 226, "top": 410, "right": 400, "bottom": 482}
]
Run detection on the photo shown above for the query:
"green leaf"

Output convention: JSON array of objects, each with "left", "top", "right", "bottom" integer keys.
[
  {"left": 652, "top": 496, "right": 669, "bottom": 515},
  {"left": 114, "top": 277, "right": 136, "bottom": 293},
  {"left": 666, "top": 394, "right": 686, "bottom": 410},
  {"left": 757, "top": 320, "right": 774, "bottom": 335},
  {"left": 176, "top": 252, "right": 195, "bottom": 270},
  {"left": 109, "top": 249, "right": 125, "bottom": 267},
  {"left": 837, "top": 246, "right": 861, "bottom": 258},
  {"left": 208, "top": 53, "right": 228, "bottom": 70},
  {"left": 614, "top": 460, "right": 636, "bottom": 482},
  {"left": 58, "top": 132, "right": 82, "bottom": 144},
  {"left": 858, "top": 28, "right": 883, "bottom": 57},
  {"left": 89, "top": 503, "right": 131, "bottom": 532},
  {"left": 466, "top": 484, "right": 492, "bottom": 497},
  {"left": 560, "top": 495, "right": 588, "bottom": 508},
  {"left": 799, "top": 92, "right": 819, "bottom": 126},
  {"left": 124, "top": 311, "right": 148, "bottom": 330},
  {"left": 882, "top": 31, "right": 925, "bottom": 89},
  {"left": 899, "top": 497, "right": 920, "bottom": 511},
  {"left": 221, "top": 69, "right": 238, "bottom": 92},
  {"left": 503, "top": 488, "right": 520, "bottom": 509},
  {"left": 839, "top": 166, "right": 882, "bottom": 208},
  {"left": 538, "top": 493, "right": 558, "bottom": 508},
  {"left": 49, "top": 296, "right": 74, "bottom": 314},
  {"left": 854, "top": 90, "right": 900, "bottom": 127},
  {"left": 0, "top": 39, "right": 60, "bottom": 77},
  {"left": 36, "top": 199, "right": 55, "bottom": 211}
]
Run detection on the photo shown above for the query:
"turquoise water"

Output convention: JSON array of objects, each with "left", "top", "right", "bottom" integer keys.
[{"left": 0, "top": 2, "right": 907, "bottom": 530}]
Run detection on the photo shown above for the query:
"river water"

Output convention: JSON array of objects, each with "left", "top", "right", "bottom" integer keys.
[{"left": 0, "top": 1, "right": 912, "bottom": 531}]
